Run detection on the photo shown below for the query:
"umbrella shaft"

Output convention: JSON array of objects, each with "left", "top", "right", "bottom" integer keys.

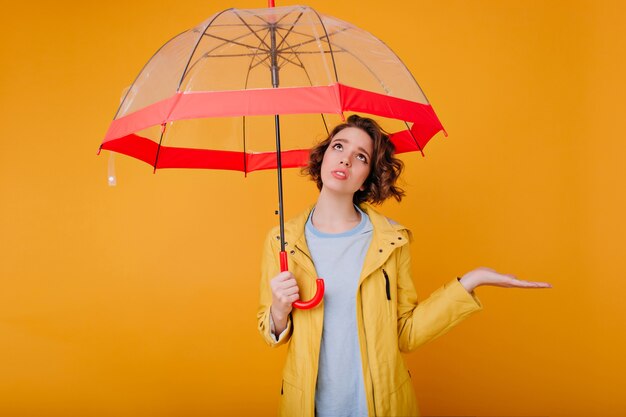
[
  {"left": 270, "top": 23, "right": 279, "bottom": 88},
  {"left": 270, "top": 21, "right": 284, "bottom": 249},
  {"left": 274, "top": 114, "right": 286, "bottom": 252}
]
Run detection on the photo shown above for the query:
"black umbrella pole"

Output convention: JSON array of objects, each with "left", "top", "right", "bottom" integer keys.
[
  {"left": 274, "top": 114, "right": 289, "bottom": 273},
  {"left": 269, "top": 21, "right": 288, "bottom": 272}
]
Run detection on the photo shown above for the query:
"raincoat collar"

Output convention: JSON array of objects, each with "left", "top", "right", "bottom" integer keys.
[{"left": 282, "top": 203, "right": 411, "bottom": 282}]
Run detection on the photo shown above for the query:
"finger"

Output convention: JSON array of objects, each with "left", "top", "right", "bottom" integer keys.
[
  {"left": 278, "top": 293, "right": 300, "bottom": 305},
  {"left": 271, "top": 273, "right": 294, "bottom": 288},
  {"left": 283, "top": 286, "right": 300, "bottom": 297},
  {"left": 278, "top": 278, "right": 299, "bottom": 291},
  {"left": 530, "top": 281, "right": 552, "bottom": 288},
  {"left": 276, "top": 271, "right": 294, "bottom": 281},
  {"left": 275, "top": 286, "right": 299, "bottom": 299},
  {"left": 277, "top": 287, "right": 298, "bottom": 298},
  {"left": 510, "top": 280, "right": 552, "bottom": 288}
]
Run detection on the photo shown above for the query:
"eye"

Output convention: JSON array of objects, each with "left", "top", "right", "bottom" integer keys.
[
  {"left": 356, "top": 153, "right": 368, "bottom": 163},
  {"left": 332, "top": 143, "right": 343, "bottom": 151}
]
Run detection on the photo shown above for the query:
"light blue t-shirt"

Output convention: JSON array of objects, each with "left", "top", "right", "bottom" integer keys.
[{"left": 306, "top": 206, "right": 373, "bottom": 417}]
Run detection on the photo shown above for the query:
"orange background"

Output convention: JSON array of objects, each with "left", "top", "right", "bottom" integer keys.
[{"left": 1, "top": 0, "right": 625, "bottom": 416}]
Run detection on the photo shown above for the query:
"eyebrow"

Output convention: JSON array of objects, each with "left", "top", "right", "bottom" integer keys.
[{"left": 331, "top": 137, "right": 372, "bottom": 160}]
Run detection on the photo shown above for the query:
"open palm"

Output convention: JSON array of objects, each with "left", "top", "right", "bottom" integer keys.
[{"left": 459, "top": 267, "right": 552, "bottom": 292}]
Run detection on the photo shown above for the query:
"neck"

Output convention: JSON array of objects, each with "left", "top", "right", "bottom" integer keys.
[{"left": 312, "top": 188, "right": 361, "bottom": 233}]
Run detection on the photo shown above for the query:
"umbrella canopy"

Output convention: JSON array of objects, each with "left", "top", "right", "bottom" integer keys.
[
  {"left": 99, "top": 4, "right": 446, "bottom": 309},
  {"left": 100, "top": 4, "right": 445, "bottom": 173}
]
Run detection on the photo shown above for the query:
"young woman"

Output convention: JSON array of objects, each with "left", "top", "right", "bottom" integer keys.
[{"left": 257, "top": 115, "right": 551, "bottom": 417}]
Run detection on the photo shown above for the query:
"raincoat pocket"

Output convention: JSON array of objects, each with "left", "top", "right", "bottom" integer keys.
[
  {"left": 382, "top": 268, "right": 393, "bottom": 317},
  {"left": 382, "top": 269, "right": 391, "bottom": 300},
  {"left": 279, "top": 374, "right": 304, "bottom": 417},
  {"left": 383, "top": 374, "right": 419, "bottom": 417}
]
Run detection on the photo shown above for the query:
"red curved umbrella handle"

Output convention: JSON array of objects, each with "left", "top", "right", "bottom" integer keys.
[
  {"left": 280, "top": 251, "right": 324, "bottom": 310},
  {"left": 292, "top": 279, "right": 325, "bottom": 310}
]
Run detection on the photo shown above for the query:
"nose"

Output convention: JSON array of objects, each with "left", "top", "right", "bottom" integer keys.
[{"left": 340, "top": 158, "right": 351, "bottom": 167}]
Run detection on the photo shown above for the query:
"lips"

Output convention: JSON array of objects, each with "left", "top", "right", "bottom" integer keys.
[{"left": 331, "top": 169, "right": 348, "bottom": 180}]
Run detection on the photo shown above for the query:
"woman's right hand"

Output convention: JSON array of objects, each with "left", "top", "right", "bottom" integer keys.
[{"left": 270, "top": 271, "right": 300, "bottom": 334}]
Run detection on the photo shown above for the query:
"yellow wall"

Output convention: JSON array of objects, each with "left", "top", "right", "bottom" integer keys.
[{"left": 1, "top": 0, "right": 624, "bottom": 415}]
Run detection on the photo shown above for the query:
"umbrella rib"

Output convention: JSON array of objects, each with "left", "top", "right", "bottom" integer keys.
[
  {"left": 202, "top": 28, "right": 271, "bottom": 57},
  {"left": 403, "top": 121, "right": 424, "bottom": 156},
  {"left": 275, "top": 27, "right": 349, "bottom": 54},
  {"left": 209, "top": 20, "right": 307, "bottom": 28},
  {"left": 280, "top": 32, "right": 391, "bottom": 95},
  {"left": 202, "top": 32, "right": 269, "bottom": 53},
  {"left": 275, "top": 11, "right": 305, "bottom": 51},
  {"left": 242, "top": 116, "right": 248, "bottom": 175},
  {"left": 333, "top": 46, "right": 392, "bottom": 94},
  {"left": 184, "top": 29, "right": 273, "bottom": 78},
  {"left": 275, "top": 33, "right": 306, "bottom": 69},
  {"left": 247, "top": 25, "right": 273, "bottom": 71},
  {"left": 277, "top": 53, "right": 305, "bottom": 69},
  {"left": 273, "top": 23, "right": 306, "bottom": 69},
  {"left": 113, "top": 30, "right": 187, "bottom": 118},
  {"left": 272, "top": 25, "right": 346, "bottom": 72},
  {"left": 275, "top": 33, "right": 331, "bottom": 138},
  {"left": 190, "top": 50, "right": 344, "bottom": 65},
  {"left": 276, "top": 50, "right": 343, "bottom": 55},
  {"left": 248, "top": 7, "right": 298, "bottom": 27},
  {"left": 176, "top": 8, "right": 234, "bottom": 92},
  {"left": 244, "top": 30, "right": 271, "bottom": 87},
  {"left": 196, "top": 52, "right": 274, "bottom": 58},
  {"left": 184, "top": 53, "right": 271, "bottom": 84},
  {"left": 250, "top": 55, "right": 271, "bottom": 71},
  {"left": 153, "top": 123, "right": 167, "bottom": 172},
  {"left": 311, "top": 8, "right": 340, "bottom": 83},
  {"left": 232, "top": 10, "right": 271, "bottom": 52},
  {"left": 240, "top": 25, "right": 273, "bottom": 174},
  {"left": 205, "top": 22, "right": 272, "bottom": 28},
  {"left": 247, "top": 28, "right": 273, "bottom": 71}
]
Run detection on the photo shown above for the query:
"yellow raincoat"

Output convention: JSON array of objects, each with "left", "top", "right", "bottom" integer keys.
[{"left": 257, "top": 204, "right": 482, "bottom": 416}]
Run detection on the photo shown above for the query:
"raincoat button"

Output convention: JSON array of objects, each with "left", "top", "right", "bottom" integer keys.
[
  {"left": 379, "top": 249, "right": 383, "bottom": 253},
  {"left": 290, "top": 250, "right": 295, "bottom": 255},
  {"left": 390, "top": 242, "right": 395, "bottom": 245},
  {"left": 398, "top": 237, "right": 402, "bottom": 240}
]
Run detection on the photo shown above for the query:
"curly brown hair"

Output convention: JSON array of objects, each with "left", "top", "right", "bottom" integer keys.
[{"left": 302, "top": 115, "right": 405, "bottom": 205}]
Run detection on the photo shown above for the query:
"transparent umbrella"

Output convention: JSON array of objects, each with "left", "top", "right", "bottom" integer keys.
[{"left": 99, "top": 2, "right": 446, "bottom": 309}]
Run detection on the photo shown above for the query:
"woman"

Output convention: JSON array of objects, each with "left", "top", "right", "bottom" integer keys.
[{"left": 257, "top": 115, "right": 551, "bottom": 417}]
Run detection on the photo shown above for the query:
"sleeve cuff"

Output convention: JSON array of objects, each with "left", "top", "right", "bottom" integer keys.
[
  {"left": 269, "top": 312, "right": 291, "bottom": 343},
  {"left": 448, "top": 277, "right": 483, "bottom": 310}
]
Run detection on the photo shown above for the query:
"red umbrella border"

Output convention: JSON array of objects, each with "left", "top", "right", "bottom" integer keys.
[{"left": 99, "top": 83, "right": 447, "bottom": 173}]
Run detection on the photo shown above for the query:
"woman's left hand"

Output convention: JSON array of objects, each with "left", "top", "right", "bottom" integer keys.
[{"left": 459, "top": 267, "right": 552, "bottom": 293}]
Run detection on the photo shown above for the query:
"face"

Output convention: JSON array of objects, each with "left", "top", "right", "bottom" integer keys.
[{"left": 320, "top": 126, "right": 374, "bottom": 197}]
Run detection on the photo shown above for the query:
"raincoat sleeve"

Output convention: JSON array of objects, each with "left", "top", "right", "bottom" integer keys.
[
  {"left": 396, "top": 241, "right": 483, "bottom": 352},
  {"left": 257, "top": 230, "right": 293, "bottom": 347}
]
